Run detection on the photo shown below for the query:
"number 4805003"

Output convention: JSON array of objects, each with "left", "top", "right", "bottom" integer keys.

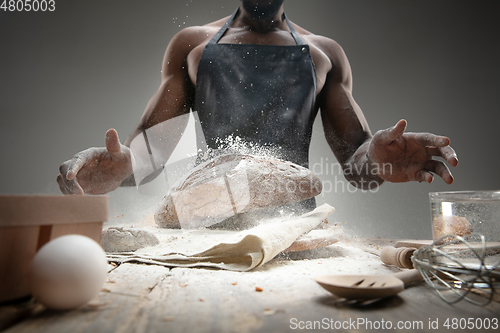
[{"left": 1, "top": 0, "right": 55, "bottom": 12}]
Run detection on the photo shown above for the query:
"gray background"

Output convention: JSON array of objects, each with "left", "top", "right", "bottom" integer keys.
[{"left": 1, "top": 0, "right": 499, "bottom": 238}]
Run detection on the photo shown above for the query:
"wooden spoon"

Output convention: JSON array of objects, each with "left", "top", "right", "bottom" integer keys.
[{"left": 315, "top": 269, "right": 423, "bottom": 300}]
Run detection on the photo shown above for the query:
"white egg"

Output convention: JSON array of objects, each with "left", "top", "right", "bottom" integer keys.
[{"left": 28, "top": 234, "right": 108, "bottom": 310}]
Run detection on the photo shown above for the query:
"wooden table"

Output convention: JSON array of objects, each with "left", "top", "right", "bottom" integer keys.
[{"left": 1, "top": 238, "right": 499, "bottom": 333}]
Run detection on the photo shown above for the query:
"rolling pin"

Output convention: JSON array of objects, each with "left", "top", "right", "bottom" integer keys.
[{"left": 380, "top": 246, "right": 417, "bottom": 269}]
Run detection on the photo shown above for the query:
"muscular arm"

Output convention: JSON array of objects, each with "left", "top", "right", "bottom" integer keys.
[
  {"left": 120, "top": 28, "right": 199, "bottom": 186},
  {"left": 57, "top": 27, "right": 216, "bottom": 195},
  {"left": 318, "top": 39, "right": 383, "bottom": 189},
  {"left": 317, "top": 38, "right": 457, "bottom": 188}
]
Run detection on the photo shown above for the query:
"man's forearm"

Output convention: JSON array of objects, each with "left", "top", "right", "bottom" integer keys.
[{"left": 343, "top": 140, "right": 385, "bottom": 190}]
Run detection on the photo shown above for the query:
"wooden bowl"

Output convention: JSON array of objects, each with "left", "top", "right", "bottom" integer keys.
[{"left": 0, "top": 195, "right": 108, "bottom": 303}]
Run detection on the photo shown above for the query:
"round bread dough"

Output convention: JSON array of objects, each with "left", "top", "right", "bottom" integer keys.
[{"left": 155, "top": 154, "right": 322, "bottom": 229}]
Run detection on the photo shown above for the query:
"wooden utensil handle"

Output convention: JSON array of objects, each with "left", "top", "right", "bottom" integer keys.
[
  {"left": 393, "top": 269, "right": 423, "bottom": 285},
  {"left": 380, "top": 246, "right": 417, "bottom": 269}
]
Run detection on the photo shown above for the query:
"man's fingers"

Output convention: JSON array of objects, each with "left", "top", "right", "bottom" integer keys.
[
  {"left": 426, "top": 146, "right": 459, "bottom": 167},
  {"left": 64, "top": 155, "right": 86, "bottom": 180},
  {"left": 57, "top": 174, "right": 84, "bottom": 195},
  {"left": 58, "top": 155, "right": 87, "bottom": 194},
  {"left": 414, "top": 133, "right": 450, "bottom": 148},
  {"left": 424, "top": 160, "right": 454, "bottom": 184},
  {"left": 416, "top": 170, "right": 434, "bottom": 184},
  {"left": 105, "top": 128, "right": 122, "bottom": 156},
  {"left": 373, "top": 119, "right": 407, "bottom": 145},
  {"left": 440, "top": 146, "right": 458, "bottom": 167},
  {"left": 56, "top": 175, "right": 70, "bottom": 194}
]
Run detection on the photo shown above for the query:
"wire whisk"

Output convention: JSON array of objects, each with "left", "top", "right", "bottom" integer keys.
[{"left": 412, "top": 233, "right": 500, "bottom": 306}]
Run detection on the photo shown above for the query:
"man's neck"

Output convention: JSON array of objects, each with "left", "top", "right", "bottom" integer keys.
[{"left": 236, "top": 4, "right": 286, "bottom": 34}]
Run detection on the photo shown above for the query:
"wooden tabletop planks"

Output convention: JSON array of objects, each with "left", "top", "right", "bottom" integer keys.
[{"left": 2, "top": 239, "right": 499, "bottom": 333}]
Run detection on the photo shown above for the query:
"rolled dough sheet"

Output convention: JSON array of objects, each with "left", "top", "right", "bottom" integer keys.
[
  {"left": 107, "top": 204, "right": 337, "bottom": 271},
  {"left": 284, "top": 227, "right": 343, "bottom": 253}
]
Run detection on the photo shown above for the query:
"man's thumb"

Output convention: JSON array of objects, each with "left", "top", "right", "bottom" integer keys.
[
  {"left": 388, "top": 119, "right": 407, "bottom": 141},
  {"left": 105, "top": 129, "right": 122, "bottom": 155},
  {"left": 375, "top": 119, "right": 407, "bottom": 145}
]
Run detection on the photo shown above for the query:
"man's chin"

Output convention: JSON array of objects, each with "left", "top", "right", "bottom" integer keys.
[{"left": 241, "top": 0, "right": 285, "bottom": 20}]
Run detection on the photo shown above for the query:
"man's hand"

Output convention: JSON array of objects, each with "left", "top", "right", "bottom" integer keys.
[
  {"left": 368, "top": 119, "right": 458, "bottom": 184},
  {"left": 57, "top": 129, "right": 134, "bottom": 195}
]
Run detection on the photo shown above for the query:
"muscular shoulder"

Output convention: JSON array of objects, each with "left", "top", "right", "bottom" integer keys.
[
  {"left": 309, "top": 36, "right": 346, "bottom": 64},
  {"left": 161, "top": 22, "right": 219, "bottom": 73},
  {"left": 311, "top": 35, "right": 350, "bottom": 83},
  {"left": 290, "top": 22, "right": 351, "bottom": 88},
  {"left": 305, "top": 32, "right": 348, "bottom": 67},
  {"left": 291, "top": 22, "right": 345, "bottom": 60},
  {"left": 169, "top": 17, "right": 229, "bottom": 51},
  {"left": 163, "top": 17, "right": 230, "bottom": 83}
]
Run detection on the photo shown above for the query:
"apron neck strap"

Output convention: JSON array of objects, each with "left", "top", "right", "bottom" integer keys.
[
  {"left": 208, "top": 8, "right": 306, "bottom": 46},
  {"left": 284, "top": 13, "right": 306, "bottom": 46},
  {"left": 208, "top": 8, "right": 239, "bottom": 45}
]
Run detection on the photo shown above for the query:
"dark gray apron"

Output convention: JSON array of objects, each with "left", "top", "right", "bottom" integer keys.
[{"left": 194, "top": 9, "right": 318, "bottom": 213}]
